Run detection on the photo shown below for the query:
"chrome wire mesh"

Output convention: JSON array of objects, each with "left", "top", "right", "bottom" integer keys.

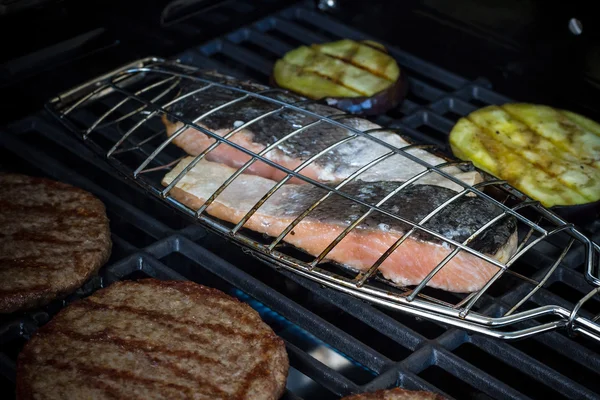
[{"left": 47, "top": 57, "right": 600, "bottom": 341}]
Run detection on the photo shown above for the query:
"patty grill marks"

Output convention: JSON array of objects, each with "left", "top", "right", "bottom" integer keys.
[
  {"left": 66, "top": 300, "right": 280, "bottom": 343},
  {"left": 17, "top": 279, "right": 289, "bottom": 400},
  {"left": 0, "top": 173, "right": 112, "bottom": 313}
]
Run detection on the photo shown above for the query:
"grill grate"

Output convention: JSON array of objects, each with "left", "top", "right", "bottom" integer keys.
[
  {"left": 2, "top": 2, "right": 600, "bottom": 400},
  {"left": 2, "top": 108, "right": 600, "bottom": 400},
  {"left": 46, "top": 56, "right": 600, "bottom": 342}
]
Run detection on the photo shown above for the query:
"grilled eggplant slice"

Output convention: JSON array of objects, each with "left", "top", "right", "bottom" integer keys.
[
  {"left": 272, "top": 39, "right": 407, "bottom": 115},
  {"left": 449, "top": 103, "right": 600, "bottom": 208}
]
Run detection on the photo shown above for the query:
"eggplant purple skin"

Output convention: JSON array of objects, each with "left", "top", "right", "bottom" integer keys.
[
  {"left": 550, "top": 200, "right": 600, "bottom": 229},
  {"left": 270, "top": 66, "right": 598, "bottom": 226},
  {"left": 476, "top": 172, "right": 600, "bottom": 230},
  {"left": 404, "top": 148, "right": 600, "bottom": 229},
  {"left": 269, "top": 70, "right": 409, "bottom": 117},
  {"left": 321, "top": 71, "right": 409, "bottom": 116}
]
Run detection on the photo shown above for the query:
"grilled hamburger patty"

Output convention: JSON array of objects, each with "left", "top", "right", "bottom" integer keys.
[
  {"left": 341, "top": 387, "right": 446, "bottom": 400},
  {"left": 0, "top": 173, "right": 112, "bottom": 313},
  {"left": 16, "top": 279, "right": 289, "bottom": 400}
]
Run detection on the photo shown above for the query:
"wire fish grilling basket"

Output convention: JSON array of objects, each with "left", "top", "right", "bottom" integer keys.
[{"left": 46, "top": 57, "right": 600, "bottom": 342}]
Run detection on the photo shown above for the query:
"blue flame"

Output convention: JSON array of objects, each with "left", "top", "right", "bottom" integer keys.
[{"left": 231, "top": 288, "right": 375, "bottom": 375}]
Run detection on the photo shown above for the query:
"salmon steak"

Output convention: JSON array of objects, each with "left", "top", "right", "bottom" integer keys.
[
  {"left": 160, "top": 72, "right": 481, "bottom": 191},
  {"left": 162, "top": 158, "right": 518, "bottom": 293}
]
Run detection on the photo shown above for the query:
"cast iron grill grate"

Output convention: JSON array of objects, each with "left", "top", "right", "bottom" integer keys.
[
  {"left": 1, "top": 2, "right": 600, "bottom": 399},
  {"left": 2, "top": 124, "right": 600, "bottom": 399}
]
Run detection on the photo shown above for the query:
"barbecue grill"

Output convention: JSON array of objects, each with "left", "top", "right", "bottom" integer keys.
[{"left": 2, "top": 1, "right": 600, "bottom": 399}]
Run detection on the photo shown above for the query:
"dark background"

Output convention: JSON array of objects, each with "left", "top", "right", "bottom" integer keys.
[{"left": 1, "top": 0, "right": 599, "bottom": 124}]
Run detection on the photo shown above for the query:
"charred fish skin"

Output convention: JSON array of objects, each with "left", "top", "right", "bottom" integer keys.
[
  {"left": 299, "top": 182, "right": 518, "bottom": 256},
  {"left": 162, "top": 71, "right": 484, "bottom": 192},
  {"left": 161, "top": 158, "right": 517, "bottom": 292},
  {"left": 164, "top": 76, "right": 369, "bottom": 166}
]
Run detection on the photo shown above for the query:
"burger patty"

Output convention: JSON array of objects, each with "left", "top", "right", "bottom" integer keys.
[
  {"left": 341, "top": 387, "right": 446, "bottom": 400},
  {"left": 16, "top": 278, "right": 289, "bottom": 400},
  {"left": 0, "top": 173, "right": 112, "bottom": 313}
]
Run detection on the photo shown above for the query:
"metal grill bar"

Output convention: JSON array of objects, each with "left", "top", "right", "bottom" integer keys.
[
  {"left": 266, "top": 145, "right": 422, "bottom": 252},
  {"left": 86, "top": 76, "right": 179, "bottom": 136},
  {"left": 133, "top": 86, "right": 254, "bottom": 176},
  {"left": 514, "top": 215, "right": 544, "bottom": 255},
  {"left": 140, "top": 67, "right": 557, "bottom": 234},
  {"left": 585, "top": 241, "right": 600, "bottom": 287},
  {"left": 96, "top": 77, "right": 181, "bottom": 131},
  {"left": 360, "top": 179, "right": 511, "bottom": 290},
  {"left": 61, "top": 81, "right": 119, "bottom": 117},
  {"left": 135, "top": 182, "right": 599, "bottom": 338},
  {"left": 506, "top": 223, "right": 574, "bottom": 268},
  {"left": 112, "top": 129, "right": 171, "bottom": 156},
  {"left": 183, "top": 106, "right": 288, "bottom": 205},
  {"left": 308, "top": 163, "right": 467, "bottom": 269},
  {"left": 5, "top": 5, "right": 599, "bottom": 397},
  {"left": 451, "top": 203, "right": 548, "bottom": 312},
  {"left": 164, "top": 118, "right": 324, "bottom": 198},
  {"left": 230, "top": 137, "right": 382, "bottom": 236},
  {"left": 462, "top": 224, "right": 578, "bottom": 315},
  {"left": 575, "top": 327, "right": 600, "bottom": 343},
  {"left": 265, "top": 258, "right": 569, "bottom": 338},
  {"left": 310, "top": 162, "right": 485, "bottom": 275},
  {"left": 208, "top": 129, "right": 353, "bottom": 220},
  {"left": 107, "top": 82, "right": 215, "bottom": 157},
  {"left": 104, "top": 70, "right": 526, "bottom": 272},
  {"left": 109, "top": 111, "right": 166, "bottom": 157},
  {"left": 46, "top": 58, "right": 600, "bottom": 347},
  {"left": 453, "top": 291, "right": 479, "bottom": 310},
  {"left": 226, "top": 117, "right": 385, "bottom": 236},
  {"left": 505, "top": 238, "right": 575, "bottom": 316},
  {"left": 60, "top": 65, "right": 157, "bottom": 117},
  {"left": 126, "top": 66, "right": 552, "bottom": 230},
  {"left": 405, "top": 186, "right": 517, "bottom": 302},
  {"left": 353, "top": 168, "right": 441, "bottom": 286},
  {"left": 138, "top": 157, "right": 188, "bottom": 174},
  {"left": 454, "top": 268, "right": 541, "bottom": 310},
  {"left": 259, "top": 243, "right": 572, "bottom": 329},
  {"left": 155, "top": 182, "right": 565, "bottom": 329}
]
